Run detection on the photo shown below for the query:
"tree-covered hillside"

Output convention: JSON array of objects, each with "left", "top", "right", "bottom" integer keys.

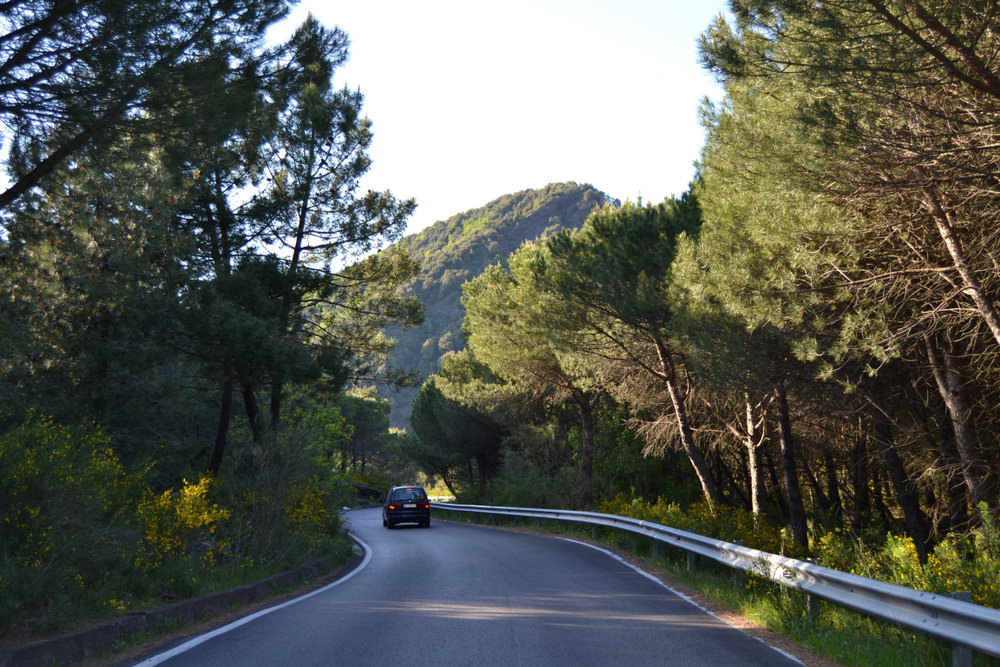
[{"left": 383, "top": 183, "right": 614, "bottom": 428}]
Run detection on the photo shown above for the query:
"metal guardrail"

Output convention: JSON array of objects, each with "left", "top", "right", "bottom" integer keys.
[{"left": 431, "top": 502, "right": 1000, "bottom": 659}]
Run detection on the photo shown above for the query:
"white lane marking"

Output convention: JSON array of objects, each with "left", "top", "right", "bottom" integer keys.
[
  {"left": 561, "top": 538, "right": 805, "bottom": 666},
  {"left": 132, "top": 534, "right": 372, "bottom": 666}
]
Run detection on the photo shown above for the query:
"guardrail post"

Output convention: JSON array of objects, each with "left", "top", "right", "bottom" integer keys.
[
  {"left": 948, "top": 592, "right": 973, "bottom": 667},
  {"left": 653, "top": 539, "right": 660, "bottom": 559},
  {"left": 686, "top": 551, "right": 696, "bottom": 573},
  {"left": 804, "top": 559, "right": 817, "bottom": 620},
  {"left": 733, "top": 541, "right": 744, "bottom": 591},
  {"left": 592, "top": 525, "right": 598, "bottom": 540}
]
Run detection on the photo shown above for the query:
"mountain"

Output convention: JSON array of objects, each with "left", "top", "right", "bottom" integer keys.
[{"left": 382, "top": 182, "right": 614, "bottom": 429}]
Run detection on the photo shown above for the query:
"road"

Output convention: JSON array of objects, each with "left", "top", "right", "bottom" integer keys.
[{"left": 136, "top": 507, "right": 802, "bottom": 666}]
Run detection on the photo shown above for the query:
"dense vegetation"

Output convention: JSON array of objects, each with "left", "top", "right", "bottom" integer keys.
[
  {"left": 410, "top": 0, "right": 1000, "bottom": 613},
  {"left": 0, "top": 1, "right": 422, "bottom": 643},
  {"left": 5, "top": 0, "right": 1000, "bottom": 655},
  {"left": 380, "top": 182, "right": 613, "bottom": 428}
]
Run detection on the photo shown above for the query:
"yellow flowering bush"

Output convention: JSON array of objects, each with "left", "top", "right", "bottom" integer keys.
[
  {"left": 0, "top": 414, "right": 137, "bottom": 636},
  {"left": 1, "top": 412, "right": 355, "bottom": 642},
  {"left": 814, "top": 528, "right": 868, "bottom": 572},
  {"left": 814, "top": 507, "right": 1000, "bottom": 610},
  {"left": 137, "top": 475, "right": 231, "bottom": 569},
  {"left": 283, "top": 479, "right": 334, "bottom": 549},
  {"left": 598, "top": 495, "right": 783, "bottom": 554}
]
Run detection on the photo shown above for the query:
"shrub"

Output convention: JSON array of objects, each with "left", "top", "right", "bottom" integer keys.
[
  {"left": 813, "top": 506, "right": 1000, "bottom": 610},
  {"left": 0, "top": 412, "right": 355, "bottom": 643},
  {"left": 597, "top": 495, "right": 784, "bottom": 554},
  {"left": 136, "top": 475, "right": 231, "bottom": 570},
  {"left": 0, "top": 414, "right": 140, "bottom": 637},
  {"left": 284, "top": 477, "right": 344, "bottom": 550}
]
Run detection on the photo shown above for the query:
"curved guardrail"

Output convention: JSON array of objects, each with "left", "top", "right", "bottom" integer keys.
[{"left": 431, "top": 502, "right": 1000, "bottom": 659}]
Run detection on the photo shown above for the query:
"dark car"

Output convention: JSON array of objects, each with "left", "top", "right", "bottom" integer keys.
[{"left": 382, "top": 485, "right": 431, "bottom": 528}]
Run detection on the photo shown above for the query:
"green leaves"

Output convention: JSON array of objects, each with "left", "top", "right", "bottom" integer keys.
[{"left": 1, "top": 0, "right": 294, "bottom": 210}]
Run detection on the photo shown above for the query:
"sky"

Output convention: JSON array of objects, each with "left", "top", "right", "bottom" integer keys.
[{"left": 270, "top": 0, "right": 729, "bottom": 236}]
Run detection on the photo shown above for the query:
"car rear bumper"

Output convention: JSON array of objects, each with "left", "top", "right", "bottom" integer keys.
[{"left": 385, "top": 509, "right": 430, "bottom": 525}]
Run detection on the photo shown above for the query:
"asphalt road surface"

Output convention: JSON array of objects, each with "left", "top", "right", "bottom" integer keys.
[{"left": 136, "top": 507, "right": 802, "bottom": 666}]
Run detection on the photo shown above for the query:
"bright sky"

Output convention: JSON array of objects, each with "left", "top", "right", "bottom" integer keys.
[{"left": 271, "top": 1, "right": 728, "bottom": 236}]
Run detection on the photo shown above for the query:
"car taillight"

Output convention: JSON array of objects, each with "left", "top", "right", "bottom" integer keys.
[
  {"left": 419, "top": 501, "right": 429, "bottom": 509},
  {"left": 388, "top": 504, "right": 399, "bottom": 510}
]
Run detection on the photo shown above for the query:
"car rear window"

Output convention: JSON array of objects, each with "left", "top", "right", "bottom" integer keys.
[{"left": 392, "top": 487, "right": 427, "bottom": 501}]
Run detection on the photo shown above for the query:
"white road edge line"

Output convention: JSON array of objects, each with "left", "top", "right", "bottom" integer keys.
[
  {"left": 560, "top": 538, "right": 805, "bottom": 666},
  {"left": 132, "top": 534, "right": 372, "bottom": 666}
]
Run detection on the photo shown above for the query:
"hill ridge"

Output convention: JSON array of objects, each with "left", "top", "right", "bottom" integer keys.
[{"left": 382, "top": 182, "right": 614, "bottom": 428}]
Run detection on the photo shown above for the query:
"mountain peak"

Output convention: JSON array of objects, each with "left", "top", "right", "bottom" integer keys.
[{"left": 384, "top": 182, "right": 614, "bottom": 428}]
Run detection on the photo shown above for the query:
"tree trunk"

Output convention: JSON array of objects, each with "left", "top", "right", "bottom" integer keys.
[
  {"left": 851, "top": 422, "right": 870, "bottom": 529},
  {"left": 764, "top": 441, "right": 789, "bottom": 521},
  {"left": 466, "top": 457, "right": 476, "bottom": 495},
  {"left": 576, "top": 391, "right": 597, "bottom": 508},
  {"left": 923, "top": 330, "right": 996, "bottom": 516},
  {"left": 664, "top": 375, "right": 721, "bottom": 507},
  {"left": 655, "top": 339, "right": 721, "bottom": 507},
  {"left": 774, "top": 382, "right": 808, "bottom": 548},
  {"left": 801, "top": 458, "right": 831, "bottom": 514},
  {"left": 871, "top": 409, "right": 932, "bottom": 563},
  {"left": 745, "top": 395, "right": 763, "bottom": 516},
  {"left": 441, "top": 473, "right": 458, "bottom": 499},
  {"left": 208, "top": 370, "right": 234, "bottom": 476},
  {"left": 241, "top": 382, "right": 264, "bottom": 448},
  {"left": 918, "top": 177, "right": 1000, "bottom": 349},
  {"left": 824, "top": 452, "right": 843, "bottom": 525},
  {"left": 947, "top": 469, "right": 971, "bottom": 531}
]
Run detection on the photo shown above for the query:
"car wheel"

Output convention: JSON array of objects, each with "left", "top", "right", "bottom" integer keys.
[{"left": 422, "top": 519, "right": 431, "bottom": 528}]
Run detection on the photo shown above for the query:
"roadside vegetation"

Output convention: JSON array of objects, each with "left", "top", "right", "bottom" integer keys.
[
  {"left": 1, "top": 0, "right": 420, "bottom": 646},
  {"left": 409, "top": 1, "right": 1000, "bottom": 657},
  {"left": 0, "top": 410, "right": 359, "bottom": 642},
  {"left": 5, "top": 1, "right": 1000, "bottom": 662}
]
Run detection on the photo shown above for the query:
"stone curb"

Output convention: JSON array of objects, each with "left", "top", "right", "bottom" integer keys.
[{"left": 0, "top": 552, "right": 360, "bottom": 667}]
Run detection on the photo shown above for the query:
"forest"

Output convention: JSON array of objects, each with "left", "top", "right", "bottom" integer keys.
[
  {"left": 382, "top": 182, "right": 613, "bottom": 429},
  {"left": 1, "top": 0, "right": 423, "bottom": 642},
  {"left": 411, "top": 1, "right": 1000, "bottom": 612},
  {"left": 3, "top": 0, "right": 1000, "bottom": 649}
]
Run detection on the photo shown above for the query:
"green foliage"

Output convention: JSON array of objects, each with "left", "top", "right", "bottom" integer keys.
[
  {"left": 590, "top": 413, "right": 685, "bottom": 503},
  {"left": 282, "top": 478, "right": 337, "bottom": 551},
  {"left": 0, "top": 412, "right": 353, "bottom": 643},
  {"left": 2, "top": 0, "right": 293, "bottom": 210},
  {"left": 543, "top": 195, "right": 701, "bottom": 332},
  {"left": 598, "top": 495, "right": 784, "bottom": 555},
  {"left": 293, "top": 399, "right": 353, "bottom": 470},
  {"left": 409, "top": 368, "right": 506, "bottom": 497},
  {"left": 484, "top": 447, "right": 578, "bottom": 509},
  {"left": 0, "top": 4, "right": 416, "bottom": 649},
  {"left": 384, "top": 182, "right": 614, "bottom": 427},
  {"left": 814, "top": 507, "right": 1000, "bottom": 609},
  {"left": 136, "top": 476, "right": 231, "bottom": 570},
  {"left": 0, "top": 415, "right": 149, "bottom": 636}
]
